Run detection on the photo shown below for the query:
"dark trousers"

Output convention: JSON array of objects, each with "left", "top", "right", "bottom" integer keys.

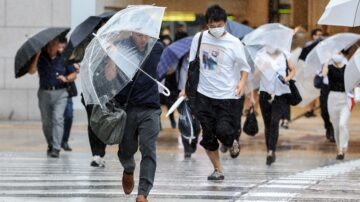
[
  {"left": 281, "top": 104, "right": 291, "bottom": 121},
  {"left": 62, "top": 98, "right": 73, "bottom": 144},
  {"left": 118, "top": 107, "right": 161, "bottom": 197},
  {"left": 259, "top": 91, "right": 288, "bottom": 151},
  {"left": 180, "top": 110, "right": 201, "bottom": 154},
  {"left": 320, "top": 85, "right": 334, "bottom": 132},
  {"left": 235, "top": 95, "right": 245, "bottom": 140},
  {"left": 195, "top": 93, "right": 243, "bottom": 151},
  {"left": 81, "top": 94, "right": 106, "bottom": 157}
]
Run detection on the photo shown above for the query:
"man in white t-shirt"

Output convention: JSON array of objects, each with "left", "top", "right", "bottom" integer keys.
[{"left": 180, "top": 4, "right": 250, "bottom": 181}]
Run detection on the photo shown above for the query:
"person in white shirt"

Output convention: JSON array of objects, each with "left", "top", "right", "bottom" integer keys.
[
  {"left": 179, "top": 5, "right": 250, "bottom": 181},
  {"left": 256, "top": 46, "right": 296, "bottom": 166}
]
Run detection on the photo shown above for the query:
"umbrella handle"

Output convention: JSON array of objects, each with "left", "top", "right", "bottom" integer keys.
[{"left": 156, "top": 80, "right": 170, "bottom": 96}]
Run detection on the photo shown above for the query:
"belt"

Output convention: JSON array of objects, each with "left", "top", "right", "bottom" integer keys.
[{"left": 41, "top": 86, "right": 66, "bottom": 91}]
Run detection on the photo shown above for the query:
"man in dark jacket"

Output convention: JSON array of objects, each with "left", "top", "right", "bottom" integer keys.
[{"left": 114, "top": 32, "right": 163, "bottom": 202}]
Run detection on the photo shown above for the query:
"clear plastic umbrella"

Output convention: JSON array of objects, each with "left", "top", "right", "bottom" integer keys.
[
  {"left": 242, "top": 23, "right": 293, "bottom": 92},
  {"left": 291, "top": 48, "right": 320, "bottom": 107},
  {"left": 318, "top": 0, "right": 360, "bottom": 27},
  {"left": 304, "top": 33, "right": 360, "bottom": 78},
  {"left": 242, "top": 23, "right": 293, "bottom": 55},
  {"left": 80, "top": 5, "right": 168, "bottom": 107},
  {"left": 345, "top": 48, "right": 360, "bottom": 93}
]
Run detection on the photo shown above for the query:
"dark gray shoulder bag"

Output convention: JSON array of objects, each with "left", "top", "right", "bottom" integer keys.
[{"left": 90, "top": 72, "right": 140, "bottom": 145}]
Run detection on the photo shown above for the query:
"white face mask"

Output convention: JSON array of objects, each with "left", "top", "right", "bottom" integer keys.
[
  {"left": 209, "top": 27, "right": 225, "bottom": 38},
  {"left": 332, "top": 54, "right": 344, "bottom": 64}
]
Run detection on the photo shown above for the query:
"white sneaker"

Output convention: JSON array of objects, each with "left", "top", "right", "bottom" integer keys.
[
  {"left": 99, "top": 157, "right": 105, "bottom": 167},
  {"left": 90, "top": 155, "right": 102, "bottom": 167}
]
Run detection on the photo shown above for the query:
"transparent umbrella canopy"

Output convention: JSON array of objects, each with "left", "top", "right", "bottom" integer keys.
[
  {"left": 345, "top": 49, "right": 360, "bottom": 93},
  {"left": 242, "top": 23, "right": 294, "bottom": 93},
  {"left": 80, "top": 5, "right": 168, "bottom": 107},
  {"left": 304, "top": 33, "right": 360, "bottom": 78}
]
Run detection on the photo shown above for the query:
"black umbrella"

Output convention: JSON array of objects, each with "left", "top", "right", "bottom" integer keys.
[
  {"left": 298, "top": 39, "right": 322, "bottom": 61},
  {"left": 98, "top": 11, "right": 117, "bottom": 20},
  {"left": 62, "top": 11, "right": 118, "bottom": 66},
  {"left": 14, "top": 27, "right": 70, "bottom": 78}
]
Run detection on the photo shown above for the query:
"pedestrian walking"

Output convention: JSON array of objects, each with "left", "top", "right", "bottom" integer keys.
[
  {"left": 304, "top": 28, "right": 324, "bottom": 118},
  {"left": 81, "top": 94, "right": 107, "bottom": 167},
  {"left": 27, "top": 38, "right": 77, "bottom": 158},
  {"left": 180, "top": 4, "right": 250, "bottom": 180},
  {"left": 315, "top": 69, "right": 335, "bottom": 142},
  {"left": 58, "top": 36, "right": 79, "bottom": 151},
  {"left": 322, "top": 51, "right": 351, "bottom": 160},
  {"left": 177, "top": 55, "right": 201, "bottom": 158},
  {"left": 114, "top": 33, "right": 163, "bottom": 202},
  {"left": 257, "top": 46, "right": 296, "bottom": 166}
]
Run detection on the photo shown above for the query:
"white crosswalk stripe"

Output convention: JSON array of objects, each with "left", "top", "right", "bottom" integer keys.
[{"left": 0, "top": 152, "right": 360, "bottom": 201}]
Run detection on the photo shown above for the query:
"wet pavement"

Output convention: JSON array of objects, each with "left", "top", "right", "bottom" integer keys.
[{"left": 1, "top": 107, "right": 360, "bottom": 201}]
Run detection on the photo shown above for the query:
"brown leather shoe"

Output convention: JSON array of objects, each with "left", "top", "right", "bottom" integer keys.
[
  {"left": 136, "top": 195, "right": 148, "bottom": 202},
  {"left": 122, "top": 171, "right": 134, "bottom": 195}
]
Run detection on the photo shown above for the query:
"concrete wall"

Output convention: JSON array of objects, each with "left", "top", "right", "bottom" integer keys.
[{"left": 0, "top": 0, "right": 71, "bottom": 121}]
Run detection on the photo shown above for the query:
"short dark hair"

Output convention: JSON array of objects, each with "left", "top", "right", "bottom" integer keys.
[
  {"left": 311, "top": 28, "right": 322, "bottom": 37},
  {"left": 205, "top": 4, "right": 227, "bottom": 23},
  {"left": 58, "top": 36, "right": 67, "bottom": 44},
  {"left": 341, "top": 48, "right": 350, "bottom": 55}
]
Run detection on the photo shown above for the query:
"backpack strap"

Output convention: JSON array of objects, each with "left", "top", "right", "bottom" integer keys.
[
  {"left": 283, "top": 53, "right": 289, "bottom": 76},
  {"left": 195, "top": 32, "right": 203, "bottom": 59}
]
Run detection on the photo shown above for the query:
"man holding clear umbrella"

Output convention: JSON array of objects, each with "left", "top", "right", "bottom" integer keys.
[
  {"left": 79, "top": 6, "right": 166, "bottom": 201},
  {"left": 109, "top": 32, "right": 163, "bottom": 202}
]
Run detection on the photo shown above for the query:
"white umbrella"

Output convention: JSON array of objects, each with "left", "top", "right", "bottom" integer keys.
[
  {"left": 318, "top": 0, "right": 360, "bottom": 27},
  {"left": 80, "top": 5, "right": 169, "bottom": 107},
  {"left": 242, "top": 23, "right": 293, "bottom": 92},
  {"left": 165, "top": 96, "right": 185, "bottom": 117},
  {"left": 242, "top": 23, "right": 294, "bottom": 54},
  {"left": 304, "top": 33, "right": 360, "bottom": 78},
  {"left": 345, "top": 48, "right": 360, "bottom": 93}
]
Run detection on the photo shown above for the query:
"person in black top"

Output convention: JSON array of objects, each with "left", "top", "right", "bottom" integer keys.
[
  {"left": 174, "top": 22, "right": 189, "bottom": 41},
  {"left": 111, "top": 32, "right": 163, "bottom": 202},
  {"left": 321, "top": 51, "right": 351, "bottom": 160}
]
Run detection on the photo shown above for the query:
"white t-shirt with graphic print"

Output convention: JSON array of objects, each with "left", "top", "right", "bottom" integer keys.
[{"left": 189, "top": 31, "right": 250, "bottom": 99}]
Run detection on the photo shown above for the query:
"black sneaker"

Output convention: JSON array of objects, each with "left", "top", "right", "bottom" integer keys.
[
  {"left": 336, "top": 154, "right": 345, "bottom": 160},
  {"left": 184, "top": 153, "right": 192, "bottom": 159},
  {"left": 281, "top": 120, "right": 289, "bottom": 129},
  {"left": 50, "top": 149, "right": 60, "bottom": 158},
  {"left": 207, "top": 169, "right": 224, "bottom": 181},
  {"left": 47, "top": 145, "right": 52, "bottom": 156},
  {"left": 61, "top": 142, "right": 72, "bottom": 151},
  {"left": 266, "top": 151, "right": 276, "bottom": 166},
  {"left": 326, "top": 128, "right": 335, "bottom": 142},
  {"left": 304, "top": 110, "right": 316, "bottom": 118},
  {"left": 90, "top": 155, "right": 105, "bottom": 167}
]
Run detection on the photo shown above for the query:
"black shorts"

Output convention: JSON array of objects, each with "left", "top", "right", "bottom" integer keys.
[{"left": 195, "top": 93, "right": 244, "bottom": 151}]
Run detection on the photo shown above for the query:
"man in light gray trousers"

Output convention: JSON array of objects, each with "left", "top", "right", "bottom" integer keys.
[{"left": 28, "top": 38, "right": 77, "bottom": 158}]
